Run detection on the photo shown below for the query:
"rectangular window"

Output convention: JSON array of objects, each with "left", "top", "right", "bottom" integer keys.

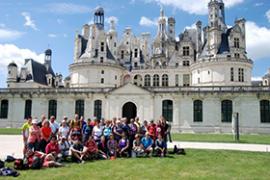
[
  {"left": 183, "top": 61, "right": 190, "bottom": 67},
  {"left": 101, "top": 42, "right": 105, "bottom": 52},
  {"left": 230, "top": 68, "right": 234, "bottom": 82},
  {"left": 183, "top": 46, "right": 190, "bottom": 56},
  {"left": 183, "top": 74, "right": 190, "bottom": 87},
  {"left": 121, "top": 50, "right": 124, "bottom": 59},
  {"left": 134, "top": 49, "right": 138, "bottom": 58},
  {"left": 238, "top": 68, "right": 244, "bottom": 82},
  {"left": 234, "top": 38, "right": 240, "bottom": 48},
  {"left": 134, "top": 62, "right": 138, "bottom": 67},
  {"left": 0, "top": 100, "right": 8, "bottom": 119},
  {"left": 100, "top": 57, "right": 104, "bottom": 63},
  {"left": 235, "top": 53, "right": 240, "bottom": 59},
  {"left": 194, "top": 100, "right": 203, "bottom": 122},
  {"left": 101, "top": 78, "right": 104, "bottom": 84},
  {"left": 175, "top": 74, "right": 179, "bottom": 87}
]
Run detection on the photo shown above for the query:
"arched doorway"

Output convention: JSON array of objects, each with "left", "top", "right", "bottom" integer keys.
[{"left": 122, "top": 102, "right": 137, "bottom": 120}]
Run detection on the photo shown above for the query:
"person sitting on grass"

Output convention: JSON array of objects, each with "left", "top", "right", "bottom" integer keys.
[
  {"left": 155, "top": 134, "right": 166, "bottom": 157},
  {"left": 58, "top": 136, "right": 70, "bottom": 160},
  {"left": 45, "top": 136, "right": 61, "bottom": 161},
  {"left": 81, "top": 135, "right": 99, "bottom": 161},
  {"left": 107, "top": 134, "right": 117, "bottom": 159},
  {"left": 132, "top": 134, "right": 144, "bottom": 157},
  {"left": 70, "top": 137, "right": 84, "bottom": 163},
  {"left": 141, "top": 132, "right": 153, "bottom": 156},
  {"left": 118, "top": 132, "right": 129, "bottom": 157}
]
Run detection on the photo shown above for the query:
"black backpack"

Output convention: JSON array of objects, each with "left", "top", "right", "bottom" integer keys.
[
  {"left": 0, "top": 160, "right": 4, "bottom": 169},
  {"left": 31, "top": 157, "right": 43, "bottom": 169}
]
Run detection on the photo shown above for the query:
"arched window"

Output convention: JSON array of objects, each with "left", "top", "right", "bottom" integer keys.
[
  {"left": 24, "top": 100, "right": 32, "bottom": 119},
  {"left": 48, "top": 100, "right": 57, "bottom": 118},
  {"left": 133, "top": 74, "right": 143, "bottom": 86},
  {"left": 221, "top": 100, "right": 233, "bottom": 122},
  {"left": 153, "top": 74, "right": 160, "bottom": 87},
  {"left": 162, "top": 74, "right": 169, "bottom": 87},
  {"left": 194, "top": 100, "right": 203, "bottom": 122},
  {"left": 94, "top": 100, "right": 102, "bottom": 120},
  {"left": 75, "top": 100, "right": 84, "bottom": 117},
  {"left": 260, "top": 100, "right": 270, "bottom": 123},
  {"left": 0, "top": 100, "right": 8, "bottom": 119},
  {"left": 144, "top": 75, "right": 151, "bottom": 87},
  {"left": 162, "top": 100, "right": 173, "bottom": 122}
]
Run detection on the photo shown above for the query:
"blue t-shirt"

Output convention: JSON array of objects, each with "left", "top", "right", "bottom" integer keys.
[
  {"left": 103, "top": 127, "right": 111, "bottom": 137},
  {"left": 141, "top": 137, "right": 153, "bottom": 148}
]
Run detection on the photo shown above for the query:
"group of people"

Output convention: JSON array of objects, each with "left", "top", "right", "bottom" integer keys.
[{"left": 20, "top": 114, "right": 172, "bottom": 169}]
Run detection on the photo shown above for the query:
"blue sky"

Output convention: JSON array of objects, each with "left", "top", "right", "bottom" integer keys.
[{"left": 0, "top": 0, "right": 270, "bottom": 87}]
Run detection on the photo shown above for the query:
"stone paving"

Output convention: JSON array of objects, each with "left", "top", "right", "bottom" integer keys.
[{"left": 0, "top": 135, "right": 269, "bottom": 160}]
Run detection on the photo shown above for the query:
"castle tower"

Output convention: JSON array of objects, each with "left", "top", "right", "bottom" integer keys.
[
  {"left": 107, "top": 19, "right": 118, "bottom": 57},
  {"left": 94, "top": 7, "right": 104, "bottom": 30},
  {"left": 7, "top": 62, "right": 18, "bottom": 84},
  {"left": 44, "top": 49, "right": 52, "bottom": 71},
  {"left": 168, "top": 17, "right": 176, "bottom": 41},
  {"left": 208, "top": 0, "right": 225, "bottom": 30}
]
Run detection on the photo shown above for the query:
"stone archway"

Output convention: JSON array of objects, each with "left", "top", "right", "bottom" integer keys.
[{"left": 122, "top": 102, "right": 137, "bottom": 120}]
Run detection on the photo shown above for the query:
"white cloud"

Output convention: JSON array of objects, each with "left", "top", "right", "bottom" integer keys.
[
  {"left": 48, "top": 34, "right": 57, "bottom": 38},
  {"left": 145, "top": 0, "right": 244, "bottom": 15},
  {"left": 255, "top": 2, "right": 263, "bottom": 7},
  {"left": 246, "top": 21, "right": 270, "bottom": 60},
  {"left": 46, "top": 3, "right": 91, "bottom": 14},
  {"left": 266, "top": 10, "right": 270, "bottom": 23},
  {"left": 105, "top": 16, "right": 119, "bottom": 24},
  {"left": 184, "top": 23, "right": 196, "bottom": 30},
  {"left": 139, "top": 16, "right": 157, "bottom": 27},
  {"left": 21, "top": 12, "right": 38, "bottom": 30},
  {"left": 0, "top": 28, "right": 24, "bottom": 41},
  {"left": 0, "top": 44, "right": 44, "bottom": 76},
  {"left": 252, "top": 77, "right": 262, "bottom": 81}
]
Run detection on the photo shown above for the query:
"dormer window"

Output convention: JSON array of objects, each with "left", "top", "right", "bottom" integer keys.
[
  {"left": 234, "top": 38, "right": 240, "bottom": 48},
  {"left": 121, "top": 50, "right": 124, "bottom": 59},
  {"left": 183, "top": 46, "right": 190, "bottom": 56},
  {"left": 134, "top": 49, "right": 138, "bottom": 58}
]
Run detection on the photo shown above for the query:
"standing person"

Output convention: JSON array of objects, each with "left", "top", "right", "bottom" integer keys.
[
  {"left": 79, "top": 116, "right": 86, "bottom": 133},
  {"left": 161, "top": 116, "right": 172, "bottom": 144},
  {"left": 39, "top": 120, "right": 52, "bottom": 153},
  {"left": 92, "top": 120, "right": 102, "bottom": 143},
  {"left": 22, "top": 117, "right": 32, "bottom": 155},
  {"left": 102, "top": 120, "right": 112, "bottom": 141},
  {"left": 70, "top": 114, "right": 82, "bottom": 140},
  {"left": 27, "top": 119, "right": 41, "bottom": 151},
  {"left": 58, "top": 120, "right": 70, "bottom": 140},
  {"left": 140, "top": 120, "right": 148, "bottom": 136},
  {"left": 49, "top": 116, "right": 59, "bottom": 136},
  {"left": 147, "top": 120, "right": 157, "bottom": 141},
  {"left": 82, "top": 118, "right": 93, "bottom": 144},
  {"left": 128, "top": 119, "right": 137, "bottom": 156},
  {"left": 113, "top": 120, "right": 123, "bottom": 142},
  {"left": 134, "top": 117, "right": 141, "bottom": 133},
  {"left": 37, "top": 114, "right": 46, "bottom": 128}
]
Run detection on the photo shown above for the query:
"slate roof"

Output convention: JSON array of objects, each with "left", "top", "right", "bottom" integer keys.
[
  {"left": 106, "top": 45, "right": 115, "bottom": 60},
  {"left": 217, "top": 28, "right": 232, "bottom": 54},
  {"left": 21, "top": 59, "right": 55, "bottom": 86}
]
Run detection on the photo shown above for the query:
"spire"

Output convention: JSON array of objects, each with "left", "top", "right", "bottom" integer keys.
[{"left": 160, "top": 6, "right": 164, "bottom": 17}]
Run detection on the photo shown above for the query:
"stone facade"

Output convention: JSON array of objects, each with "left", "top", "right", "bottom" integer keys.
[{"left": 1, "top": 0, "right": 270, "bottom": 133}]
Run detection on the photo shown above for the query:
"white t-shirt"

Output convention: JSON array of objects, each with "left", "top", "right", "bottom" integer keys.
[
  {"left": 59, "top": 126, "right": 70, "bottom": 138},
  {"left": 50, "top": 121, "right": 60, "bottom": 134},
  {"left": 93, "top": 126, "right": 102, "bottom": 140}
]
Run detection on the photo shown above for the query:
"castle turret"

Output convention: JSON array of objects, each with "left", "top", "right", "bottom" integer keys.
[
  {"left": 94, "top": 7, "right": 104, "bottom": 30},
  {"left": 196, "top": 21, "right": 202, "bottom": 57},
  {"left": 7, "top": 62, "right": 18, "bottom": 84},
  {"left": 82, "top": 24, "right": 90, "bottom": 39},
  {"left": 44, "top": 49, "right": 52, "bottom": 71},
  {"left": 208, "top": 0, "right": 225, "bottom": 30},
  {"left": 168, "top": 17, "right": 176, "bottom": 41}
]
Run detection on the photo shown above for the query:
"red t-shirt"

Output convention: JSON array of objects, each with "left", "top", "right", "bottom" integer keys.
[
  {"left": 41, "top": 127, "right": 52, "bottom": 141},
  {"left": 45, "top": 142, "right": 60, "bottom": 154},
  {"left": 85, "top": 140, "right": 98, "bottom": 153},
  {"left": 147, "top": 124, "right": 156, "bottom": 137}
]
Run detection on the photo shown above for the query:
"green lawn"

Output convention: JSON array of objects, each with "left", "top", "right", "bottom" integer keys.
[
  {"left": 0, "top": 128, "right": 21, "bottom": 135},
  {"left": 172, "top": 133, "right": 270, "bottom": 144},
  {"left": 1, "top": 149, "right": 270, "bottom": 179}
]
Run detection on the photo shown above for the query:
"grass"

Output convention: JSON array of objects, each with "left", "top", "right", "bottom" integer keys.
[
  {"left": 1, "top": 149, "right": 270, "bottom": 180},
  {"left": 0, "top": 128, "right": 21, "bottom": 135},
  {"left": 172, "top": 133, "right": 270, "bottom": 144}
]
